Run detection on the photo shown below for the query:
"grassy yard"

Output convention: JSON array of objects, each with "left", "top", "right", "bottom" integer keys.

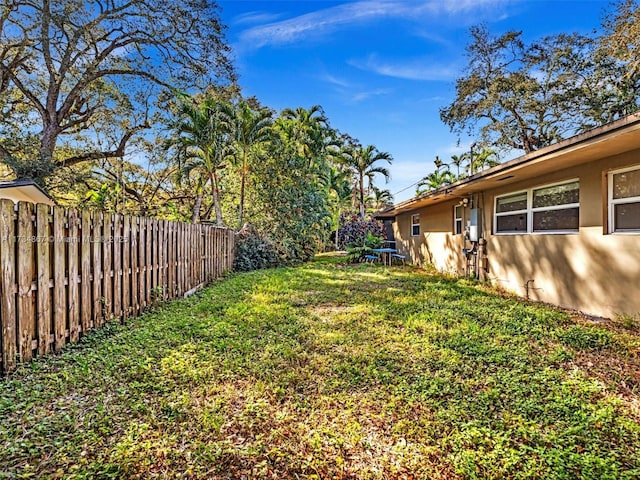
[{"left": 1, "top": 255, "right": 639, "bottom": 479}]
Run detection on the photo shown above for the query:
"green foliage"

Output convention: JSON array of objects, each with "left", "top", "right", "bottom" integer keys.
[
  {"left": 0, "top": 0, "right": 234, "bottom": 186},
  {"left": 233, "top": 225, "right": 279, "bottom": 272},
  {"left": 557, "top": 325, "right": 618, "bottom": 351},
  {"left": 336, "top": 213, "right": 385, "bottom": 250},
  {"left": 441, "top": 7, "right": 640, "bottom": 154},
  {"left": 1, "top": 257, "right": 638, "bottom": 478}
]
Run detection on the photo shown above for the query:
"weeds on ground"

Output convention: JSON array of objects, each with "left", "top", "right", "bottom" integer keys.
[{"left": 1, "top": 256, "right": 639, "bottom": 479}]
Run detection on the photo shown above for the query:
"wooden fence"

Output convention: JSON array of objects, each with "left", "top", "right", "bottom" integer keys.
[{"left": 0, "top": 200, "right": 235, "bottom": 374}]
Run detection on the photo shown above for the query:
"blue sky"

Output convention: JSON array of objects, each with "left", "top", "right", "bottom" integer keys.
[{"left": 218, "top": 0, "right": 610, "bottom": 201}]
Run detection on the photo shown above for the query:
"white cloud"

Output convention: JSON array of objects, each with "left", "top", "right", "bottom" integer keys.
[
  {"left": 319, "top": 73, "right": 352, "bottom": 88},
  {"left": 350, "top": 88, "right": 393, "bottom": 103},
  {"left": 349, "top": 53, "right": 461, "bottom": 81},
  {"left": 236, "top": 0, "right": 509, "bottom": 50},
  {"left": 232, "top": 11, "right": 284, "bottom": 26}
]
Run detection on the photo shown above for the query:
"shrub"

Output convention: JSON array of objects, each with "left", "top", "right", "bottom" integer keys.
[
  {"left": 337, "top": 214, "right": 385, "bottom": 250},
  {"left": 233, "top": 224, "right": 279, "bottom": 272}
]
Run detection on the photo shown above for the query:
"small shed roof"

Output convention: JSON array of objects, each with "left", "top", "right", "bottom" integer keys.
[{"left": 0, "top": 180, "right": 55, "bottom": 206}]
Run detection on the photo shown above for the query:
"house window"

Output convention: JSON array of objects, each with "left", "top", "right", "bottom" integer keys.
[
  {"left": 495, "top": 191, "right": 528, "bottom": 233},
  {"left": 411, "top": 214, "right": 420, "bottom": 236},
  {"left": 608, "top": 165, "right": 640, "bottom": 233},
  {"left": 494, "top": 179, "right": 579, "bottom": 234},
  {"left": 454, "top": 205, "right": 463, "bottom": 235},
  {"left": 531, "top": 181, "right": 579, "bottom": 232}
]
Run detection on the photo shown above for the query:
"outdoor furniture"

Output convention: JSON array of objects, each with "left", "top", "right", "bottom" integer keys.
[
  {"left": 363, "top": 254, "right": 378, "bottom": 263},
  {"left": 391, "top": 253, "right": 406, "bottom": 265},
  {"left": 371, "top": 247, "right": 397, "bottom": 266}
]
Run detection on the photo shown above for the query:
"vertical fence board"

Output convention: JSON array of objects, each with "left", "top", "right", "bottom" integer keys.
[
  {"left": 93, "top": 212, "right": 103, "bottom": 327},
  {"left": 36, "top": 204, "right": 50, "bottom": 356},
  {"left": 17, "top": 202, "right": 34, "bottom": 362},
  {"left": 144, "top": 218, "right": 151, "bottom": 307},
  {"left": 68, "top": 208, "right": 80, "bottom": 343},
  {"left": 52, "top": 206, "right": 66, "bottom": 351},
  {"left": 112, "top": 214, "right": 122, "bottom": 319},
  {"left": 81, "top": 210, "right": 92, "bottom": 333},
  {"left": 102, "top": 214, "right": 112, "bottom": 324},
  {"left": 157, "top": 220, "right": 164, "bottom": 300},
  {"left": 167, "top": 222, "right": 174, "bottom": 299},
  {"left": 138, "top": 217, "right": 145, "bottom": 311},
  {"left": 122, "top": 215, "right": 131, "bottom": 319},
  {"left": 131, "top": 216, "right": 138, "bottom": 316},
  {"left": 147, "top": 220, "right": 160, "bottom": 304},
  {"left": 0, "top": 200, "right": 16, "bottom": 371}
]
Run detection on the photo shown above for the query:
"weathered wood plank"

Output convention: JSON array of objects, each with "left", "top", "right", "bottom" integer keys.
[
  {"left": 122, "top": 215, "right": 130, "bottom": 319},
  {"left": 138, "top": 216, "right": 146, "bottom": 311},
  {"left": 52, "top": 206, "right": 66, "bottom": 351},
  {"left": 16, "top": 202, "right": 34, "bottom": 363},
  {"left": 93, "top": 211, "right": 103, "bottom": 327},
  {"left": 102, "top": 213, "right": 112, "bottom": 324},
  {"left": 36, "top": 204, "right": 51, "bottom": 356},
  {"left": 157, "top": 220, "right": 163, "bottom": 300},
  {"left": 147, "top": 219, "right": 155, "bottom": 305},
  {"left": 81, "top": 209, "right": 92, "bottom": 333},
  {"left": 167, "top": 222, "right": 174, "bottom": 299},
  {"left": 67, "top": 208, "right": 80, "bottom": 343},
  {"left": 112, "top": 214, "right": 121, "bottom": 319},
  {"left": 144, "top": 217, "right": 151, "bottom": 307},
  {"left": 130, "top": 215, "right": 138, "bottom": 316},
  {"left": 0, "top": 200, "right": 17, "bottom": 372}
]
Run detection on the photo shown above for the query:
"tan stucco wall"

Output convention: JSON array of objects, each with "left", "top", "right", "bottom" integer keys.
[
  {"left": 393, "top": 200, "right": 466, "bottom": 274},
  {"left": 393, "top": 148, "right": 640, "bottom": 318}
]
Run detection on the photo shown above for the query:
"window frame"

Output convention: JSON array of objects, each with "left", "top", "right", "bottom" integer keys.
[
  {"left": 494, "top": 179, "right": 580, "bottom": 235},
  {"left": 494, "top": 189, "right": 529, "bottom": 235},
  {"left": 454, "top": 205, "right": 464, "bottom": 235},
  {"left": 411, "top": 213, "right": 420, "bottom": 237},
  {"left": 608, "top": 164, "right": 640, "bottom": 234}
]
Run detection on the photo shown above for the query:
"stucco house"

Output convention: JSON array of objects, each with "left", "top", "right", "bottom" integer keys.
[{"left": 379, "top": 113, "right": 640, "bottom": 319}]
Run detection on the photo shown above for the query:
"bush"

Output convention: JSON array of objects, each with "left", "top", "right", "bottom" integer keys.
[
  {"left": 233, "top": 224, "right": 279, "bottom": 272},
  {"left": 337, "top": 214, "right": 385, "bottom": 251}
]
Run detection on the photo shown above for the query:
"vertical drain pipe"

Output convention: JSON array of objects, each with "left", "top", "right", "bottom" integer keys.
[{"left": 525, "top": 279, "right": 535, "bottom": 300}]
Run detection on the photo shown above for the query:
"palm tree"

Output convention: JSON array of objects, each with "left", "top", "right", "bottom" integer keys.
[
  {"left": 367, "top": 186, "right": 394, "bottom": 212},
  {"left": 449, "top": 153, "right": 467, "bottom": 179},
  {"left": 342, "top": 144, "right": 392, "bottom": 219},
  {"left": 416, "top": 169, "right": 454, "bottom": 195},
  {"left": 323, "top": 166, "right": 353, "bottom": 250},
  {"left": 280, "top": 105, "right": 329, "bottom": 161},
  {"left": 230, "top": 101, "right": 274, "bottom": 229},
  {"left": 468, "top": 147, "right": 500, "bottom": 175},
  {"left": 172, "top": 95, "right": 233, "bottom": 225}
]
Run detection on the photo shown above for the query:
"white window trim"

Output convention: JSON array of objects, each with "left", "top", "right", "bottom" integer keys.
[
  {"left": 411, "top": 214, "right": 420, "bottom": 237},
  {"left": 494, "top": 189, "right": 528, "bottom": 235},
  {"left": 608, "top": 164, "right": 640, "bottom": 234},
  {"left": 494, "top": 179, "right": 580, "bottom": 235},
  {"left": 454, "top": 205, "right": 464, "bottom": 235}
]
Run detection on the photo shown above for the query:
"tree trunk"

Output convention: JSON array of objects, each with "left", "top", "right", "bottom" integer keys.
[
  {"left": 192, "top": 193, "right": 203, "bottom": 223},
  {"left": 40, "top": 123, "right": 58, "bottom": 163},
  {"left": 335, "top": 208, "right": 341, "bottom": 251},
  {"left": 359, "top": 174, "right": 365, "bottom": 220},
  {"left": 238, "top": 154, "right": 247, "bottom": 229},
  {"left": 210, "top": 172, "right": 224, "bottom": 226}
]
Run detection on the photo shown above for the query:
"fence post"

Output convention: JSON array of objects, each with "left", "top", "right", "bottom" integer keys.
[{"left": 0, "top": 200, "right": 17, "bottom": 372}]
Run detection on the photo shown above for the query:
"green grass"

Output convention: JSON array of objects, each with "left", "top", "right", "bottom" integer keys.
[{"left": 1, "top": 254, "right": 639, "bottom": 479}]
